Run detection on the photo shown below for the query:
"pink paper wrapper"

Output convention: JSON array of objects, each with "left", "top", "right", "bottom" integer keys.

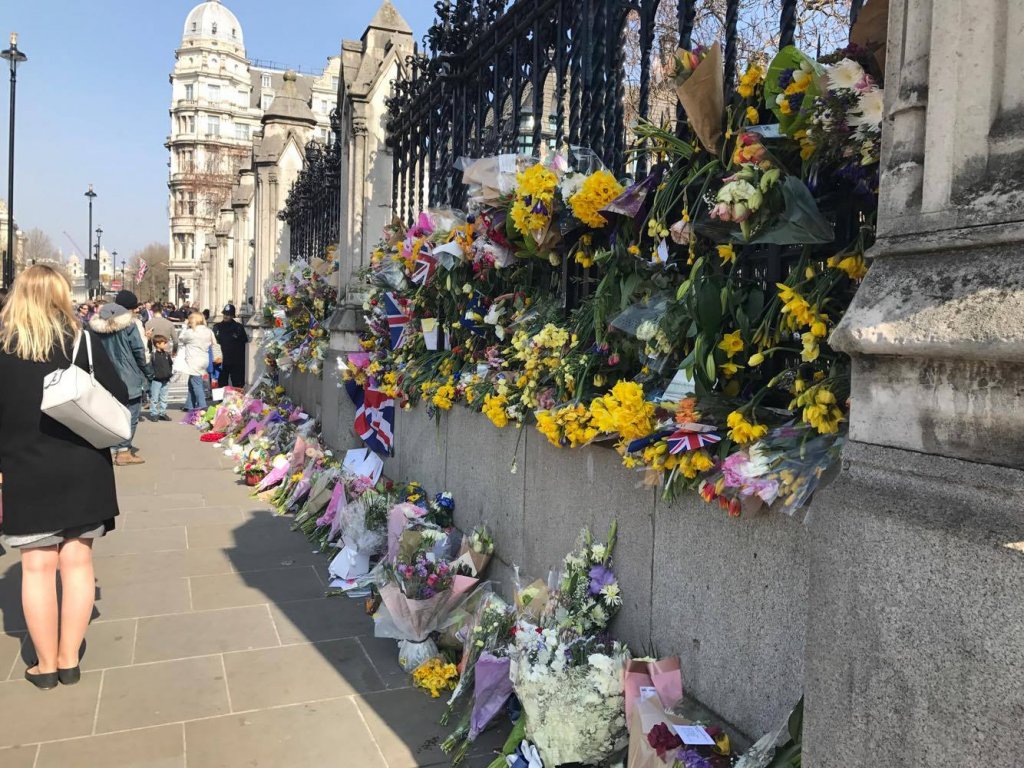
[{"left": 624, "top": 656, "right": 683, "bottom": 729}]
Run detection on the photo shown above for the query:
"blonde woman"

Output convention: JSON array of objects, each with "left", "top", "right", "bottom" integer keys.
[
  {"left": 0, "top": 265, "right": 128, "bottom": 689},
  {"left": 177, "top": 311, "right": 221, "bottom": 412}
]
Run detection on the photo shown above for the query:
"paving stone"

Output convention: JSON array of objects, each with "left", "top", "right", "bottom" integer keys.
[
  {"left": 0, "top": 632, "right": 24, "bottom": 680},
  {"left": 0, "top": 671, "right": 102, "bottom": 747},
  {"left": 116, "top": 493, "right": 206, "bottom": 513},
  {"left": 184, "top": 698, "right": 386, "bottom": 768},
  {"left": 35, "top": 723, "right": 184, "bottom": 768},
  {"left": 223, "top": 638, "right": 385, "bottom": 710},
  {"left": 13, "top": 619, "right": 136, "bottom": 678},
  {"left": 96, "top": 656, "right": 229, "bottom": 733},
  {"left": 93, "top": 576, "right": 191, "bottom": 622},
  {"left": 184, "top": 519, "right": 311, "bottom": 555},
  {"left": 269, "top": 596, "right": 370, "bottom": 644},
  {"left": 356, "top": 634, "right": 419, "bottom": 690},
  {"left": 134, "top": 606, "right": 279, "bottom": 663},
  {"left": 0, "top": 745, "right": 38, "bottom": 768},
  {"left": 92, "top": 526, "right": 188, "bottom": 556},
  {"left": 189, "top": 567, "right": 324, "bottom": 611},
  {"left": 122, "top": 506, "right": 243, "bottom": 530},
  {"left": 355, "top": 687, "right": 509, "bottom": 768}
]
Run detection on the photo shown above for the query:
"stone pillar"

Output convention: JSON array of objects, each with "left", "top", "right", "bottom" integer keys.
[{"left": 803, "top": 2, "right": 1024, "bottom": 766}]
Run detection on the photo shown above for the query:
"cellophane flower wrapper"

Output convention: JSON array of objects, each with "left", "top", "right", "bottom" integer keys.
[
  {"left": 512, "top": 626, "right": 629, "bottom": 766},
  {"left": 469, "top": 653, "right": 514, "bottom": 740},
  {"left": 387, "top": 502, "right": 428, "bottom": 561}
]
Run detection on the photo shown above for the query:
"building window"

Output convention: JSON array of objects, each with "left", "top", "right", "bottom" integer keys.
[
  {"left": 184, "top": 84, "right": 194, "bottom": 101},
  {"left": 186, "top": 193, "right": 196, "bottom": 216},
  {"left": 261, "top": 73, "right": 271, "bottom": 88},
  {"left": 207, "top": 84, "right": 220, "bottom": 102},
  {"left": 209, "top": 56, "right": 219, "bottom": 69},
  {"left": 237, "top": 89, "right": 247, "bottom": 107},
  {"left": 236, "top": 123, "right": 250, "bottom": 140},
  {"left": 211, "top": 22, "right": 218, "bottom": 34},
  {"left": 185, "top": 115, "right": 195, "bottom": 133},
  {"left": 232, "top": 28, "right": 237, "bottom": 38},
  {"left": 332, "top": 77, "right": 339, "bottom": 91},
  {"left": 261, "top": 94, "right": 272, "bottom": 110},
  {"left": 207, "top": 116, "right": 220, "bottom": 136},
  {"left": 192, "top": 21, "right": 197, "bottom": 33}
]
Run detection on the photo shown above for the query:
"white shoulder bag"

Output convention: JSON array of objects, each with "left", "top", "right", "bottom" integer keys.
[{"left": 41, "top": 331, "right": 132, "bottom": 449}]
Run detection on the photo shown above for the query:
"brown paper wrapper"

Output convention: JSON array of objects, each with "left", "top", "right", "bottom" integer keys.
[
  {"left": 626, "top": 697, "right": 692, "bottom": 768},
  {"left": 456, "top": 540, "right": 492, "bottom": 577},
  {"left": 675, "top": 42, "right": 725, "bottom": 154}
]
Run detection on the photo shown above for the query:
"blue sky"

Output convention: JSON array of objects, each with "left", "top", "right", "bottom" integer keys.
[{"left": 0, "top": 0, "right": 435, "bottom": 261}]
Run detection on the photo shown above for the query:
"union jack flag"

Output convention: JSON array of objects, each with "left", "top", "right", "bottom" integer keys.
[
  {"left": 135, "top": 258, "right": 148, "bottom": 283},
  {"left": 411, "top": 251, "right": 437, "bottom": 286},
  {"left": 345, "top": 380, "right": 395, "bottom": 456},
  {"left": 667, "top": 429, "right": 721, "bottom": 455},
  {"left": 382, "top": 292, "right": 410, "bottom": 349}
]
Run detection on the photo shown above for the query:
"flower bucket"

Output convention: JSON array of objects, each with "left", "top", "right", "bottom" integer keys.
[{"left": 244, "top": 473, "right": 265, "bottom": 487}]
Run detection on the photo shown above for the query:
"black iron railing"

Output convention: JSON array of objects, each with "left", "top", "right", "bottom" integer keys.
[
  {"left": 279, "top": 110, "right": 343, "bottom": 262},
  {"left": 387, "top": 0, "right": 867, "bottom": 221}
]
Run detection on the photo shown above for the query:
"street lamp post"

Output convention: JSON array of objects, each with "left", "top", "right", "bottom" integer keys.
[
  {"left": 115, "top": 250, "right": 122, "bottom": 290},
  {"left": 95, "top": 226, "right": 103, "bottom": 292},
  {"left": 84, "top": 185, "right": 96, "bottom": 297},
  {"left": 2, "top": 32, "right": 28, "bottom": 289}
]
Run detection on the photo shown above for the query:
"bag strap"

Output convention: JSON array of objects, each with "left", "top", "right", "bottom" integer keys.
[{"left": 71, "top": 331, "right": 97, "bottom": 382}]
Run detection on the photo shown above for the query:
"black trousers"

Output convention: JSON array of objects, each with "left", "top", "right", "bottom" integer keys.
[{"left": 220, "top": 365, "right": 246, "bottom": 388}]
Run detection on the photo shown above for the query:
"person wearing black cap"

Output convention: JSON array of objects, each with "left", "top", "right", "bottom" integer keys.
[
  {"left": 212, "top": 303, "right": 249, "bottom": 387},
  {"left": 88, "top": 291, "right": 153, "bottom": 465}
]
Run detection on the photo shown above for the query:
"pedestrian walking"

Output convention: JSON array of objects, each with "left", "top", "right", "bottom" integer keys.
[
  {"left": 178, "top": 312, "right": 221, "bottom": 413},
  {"left": 0, "top": 265, "right": 129, "bottom": 690},
  {"left": 212, "top": 303, "right": 249, "bottom": 387},
  {"left": 89, "top": 293, "right": 154, "bottom": 466},
  {"left": 149, "top": 335, "right": 174, "bottom": 421}
]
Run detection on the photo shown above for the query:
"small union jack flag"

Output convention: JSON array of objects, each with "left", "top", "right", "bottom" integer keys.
[
  {"left": 667, "top": 429, "right": 721, "bottom": 455},
  {"left": 411, "top": 251, "right": 437, "bottom": 286},
  {"left": 382, "top": 292, "right": 410, "bottom": 349}
]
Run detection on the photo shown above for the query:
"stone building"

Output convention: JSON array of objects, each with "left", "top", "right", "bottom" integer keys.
[
  {"left": 0, "top": 199, "right": 27, "bottom": 279},
  {"left": 167, "top": 0, "right": 341, "bottom": 309}
]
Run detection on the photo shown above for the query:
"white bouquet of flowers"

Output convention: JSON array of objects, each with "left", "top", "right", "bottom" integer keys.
[{"left": 511, "top": 621, "right": 629, "bottom": 766}]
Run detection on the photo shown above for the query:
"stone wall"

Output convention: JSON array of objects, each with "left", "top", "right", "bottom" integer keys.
[{"left": 389, "top": 404, "right": 808, "bottom": 739}]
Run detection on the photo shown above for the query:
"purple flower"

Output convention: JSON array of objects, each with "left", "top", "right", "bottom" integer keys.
[
  {"left": 676, "top": 749, "right": 712, "bottom": 768},
  {"left": 588, "top": 564, "right": 615, "bottom": 595}
]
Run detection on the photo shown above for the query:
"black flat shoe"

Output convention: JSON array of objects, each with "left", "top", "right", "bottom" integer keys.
[
  {"left": 58, "top": 666, "right": 81, "bottom": 685},
  {"left": 25, "top": 668, "right": 59, "bottom": 690}
]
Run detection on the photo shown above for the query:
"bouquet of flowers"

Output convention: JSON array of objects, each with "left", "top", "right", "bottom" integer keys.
[
  {"left": 441, "top": 592, "right": 516, "bottom": 763},
  {"left": 452, "top": 525, "right": 495, "bottom": 577},
  {"left": 672, "top": 43, "right": 724, "bottom": 152},
  {"left": 549, "top": 521, "right": 620, "bottom": 634},
  {"left": 374, "top": 537, "right": 478, "bottom": 671},
  {"left": 512, "top": 625, "right": 629, "bottom": 766}
]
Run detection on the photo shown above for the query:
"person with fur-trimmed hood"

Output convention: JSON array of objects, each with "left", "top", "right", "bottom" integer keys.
[{"left": 89, "top": 291, "right": 153, "bottom": 465}]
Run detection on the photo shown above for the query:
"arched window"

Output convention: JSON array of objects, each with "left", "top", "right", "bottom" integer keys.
[{"left": 212, "top": 22, "right": 218, "bottom": 35}]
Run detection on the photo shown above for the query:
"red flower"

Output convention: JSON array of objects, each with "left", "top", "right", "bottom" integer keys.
[{"left": 647, "top": 723, "right": 682, "bottom": 758}]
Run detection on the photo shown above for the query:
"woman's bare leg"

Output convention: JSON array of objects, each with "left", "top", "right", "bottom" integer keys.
[
  {"left": 57, "top": 539, "right": 95, "bottom": 669},
  {"left": 20, "top": 545, "right": 60, "bottom": 674}
]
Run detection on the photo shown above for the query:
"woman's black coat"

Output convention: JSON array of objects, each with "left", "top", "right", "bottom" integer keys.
[{"left": 0, "top": 332, "right": 129, "bottom": 535}]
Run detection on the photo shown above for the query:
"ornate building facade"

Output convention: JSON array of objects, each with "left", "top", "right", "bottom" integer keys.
[{"left": 167, "top": 0, "right": 341, "bottom": 308}]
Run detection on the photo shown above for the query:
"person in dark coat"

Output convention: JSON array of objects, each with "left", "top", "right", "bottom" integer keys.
[
  {"left": 0, "top": 265, "right": 129, "bottom": 689},
  {"left": 88, "top": 294, "right": 153, "bottom": 465},
  {"left": 212, "top": 304, "right": 249, "bottom": 387}
]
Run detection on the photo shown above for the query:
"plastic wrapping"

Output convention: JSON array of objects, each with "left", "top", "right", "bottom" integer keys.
[{"left": 398, "top": 638, "right": 440, "bottom": 672}]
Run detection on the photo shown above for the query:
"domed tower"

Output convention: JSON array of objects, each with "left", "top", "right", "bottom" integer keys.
[{"left": 167, "top": 0, "right": 258, "bottom": 306}]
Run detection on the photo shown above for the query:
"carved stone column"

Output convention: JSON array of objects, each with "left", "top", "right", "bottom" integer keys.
[{"left": 803, "top": 2, "right": 1024, "bottom": 765}]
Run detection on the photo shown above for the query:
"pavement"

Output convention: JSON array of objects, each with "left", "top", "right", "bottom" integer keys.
[{"left": 0, "top": 413, "right": 506, "bottom": 767}]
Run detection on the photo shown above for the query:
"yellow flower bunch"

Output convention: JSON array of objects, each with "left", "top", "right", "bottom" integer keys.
[
  {"left": 792, "top": 386, "right": 844, "bottom": 434},
  {"left": 718, "top": 330, "right": 744, "bottom": 358},
  {"left": 801, "top": 332, "right": 820, "bottom": 362},
  {"left": 535, "top": 405, "right": 598, "bottom": 448},
  {"left": 776, "top": 283, "right": 829, "bottom": 337},
  {"left": 589, "top": 381, "right": 655, "bottom": 442},
  {"left": 678, "top": 448, "right": 715, "bottom": 479},
  {"left": 535, "top": 410, "right": 562, "bottom": 446},
  {"left": 412, "top": 657, "right": 458, "bottom": 698},
  {"left": 483, "top": 393, "right": 510, "bottom": 429},
  {"left": 717, "top": 243, "right": 736, "bottom": 265},
  {"left": 737, "top": 64, "right": 764, "bottom": 98},
  {"left": 568, "top": 169, "right": 625, "bottom": 228},
  {"left": 745, "top": 106, "right": 760, "bottom": 125},
  {"left": 828, "top": 253, "right": 868, "bottom": 280},
  {"left": 726, "top": 411, "right": 767, "bottom": 444},
  {"left": 432, "top": 379, "right": 456, "bottom": 410},
  {"left": 510, "top": 164, "right": 558, "bottom": 237}
]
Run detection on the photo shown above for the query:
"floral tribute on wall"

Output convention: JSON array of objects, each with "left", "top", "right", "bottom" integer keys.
[
  {"left": 341, "top": 44, "right": 883, "bottom": 518},
  {"left": 262, "top": 248, "right": 339, "bottom": 377}
]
